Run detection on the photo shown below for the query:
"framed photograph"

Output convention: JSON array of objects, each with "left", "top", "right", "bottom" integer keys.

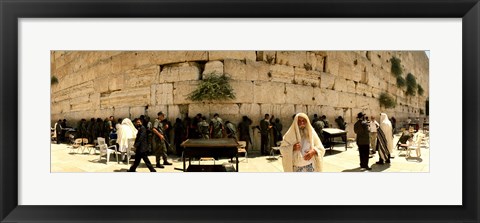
[{"left": 1, "top": 0, "right": 478, "bottom": 222}]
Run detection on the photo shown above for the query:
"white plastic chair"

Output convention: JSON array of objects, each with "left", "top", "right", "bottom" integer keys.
[
  {"left": 97, "top": 137, "right": 119, "bottom": 164},
  {"left": 126, "top": 138, "right": 136, "bottom": 165},
  {"left": 69, "top": 138, "right": 83, "bottom": 154}
]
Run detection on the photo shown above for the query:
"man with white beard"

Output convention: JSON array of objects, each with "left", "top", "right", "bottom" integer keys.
[{"left": 279, "top": 113, "right": 326, "bottom": 172}]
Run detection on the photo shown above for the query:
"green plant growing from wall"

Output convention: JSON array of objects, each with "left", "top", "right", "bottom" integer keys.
[
  {"left": 379, "top": 92, "right": 396, "bottom": 108},
  {"left": 390, "top": 56, "right": 402, "bottom": 77},
  {"left": 187, "top": 73, "right": 236, "bottom": 101},
  {"left": 405, "top": 73, "right": 417, "bottom": 96},
  {"left": 417, "top": 84, "right": 424, "bottom": 96},
  {"left": 51, "top": 76, "right": 59, "bottom": 85},
  {"left": 396, "top": 76, "right": 406, "bottom": 88}
]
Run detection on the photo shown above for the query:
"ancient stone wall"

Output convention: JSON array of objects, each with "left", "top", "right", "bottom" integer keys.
[{"left": 51, "top": 50, "right": 429, "bottom": 146}]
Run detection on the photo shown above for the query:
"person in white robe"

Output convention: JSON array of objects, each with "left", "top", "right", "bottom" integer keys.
[
  {"left": 279, "top": 113, "right": 326, "bottom": 172},
  {"left": 116, "top": 118, "right": 138, "bottom": 154},
  {"left": 376, "top": 113, "right": 393, "bottom": 164}
]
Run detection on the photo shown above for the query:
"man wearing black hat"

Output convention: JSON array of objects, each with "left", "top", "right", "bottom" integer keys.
[{"left": 354, "top": 112, "right": 371, "bottom": 170}]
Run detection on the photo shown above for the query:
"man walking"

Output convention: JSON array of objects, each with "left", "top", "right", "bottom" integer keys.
[
  {"left": 354, "top": 112, "right": 371, "bottom": 170},
  {"left": 128, "top": 118, "right": 156, "bottom": 172}
]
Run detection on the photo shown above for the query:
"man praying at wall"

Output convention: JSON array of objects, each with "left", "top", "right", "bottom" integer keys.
[{"left": 279, "top": 113, "right": 326, "bottom": 172}]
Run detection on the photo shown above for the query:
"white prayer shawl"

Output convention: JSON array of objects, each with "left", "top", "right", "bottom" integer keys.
[
  {"left": 379, "top": 113, "right": 393, "bottom": 154},
  {"left": 279, "top": 113, "right": 326, "bottom": 172},
  {"left": 116, "top": 118, "right": 138, "bottom": 152}
]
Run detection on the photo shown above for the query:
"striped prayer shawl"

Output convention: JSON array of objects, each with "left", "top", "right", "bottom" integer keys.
[{"left": 377, "top": 127, "right": 390, "bottom": 161}]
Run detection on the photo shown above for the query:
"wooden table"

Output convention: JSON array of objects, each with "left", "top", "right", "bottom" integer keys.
[
  {"left": 181, "top": 138, "right": 239, "bottom": 172},
  {"left": 322, "top": 128, "right": 347, "bottom": 153}
]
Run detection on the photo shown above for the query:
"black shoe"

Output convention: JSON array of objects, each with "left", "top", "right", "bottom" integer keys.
[
  {"left": 127, "top": 169, "right": 136, "bottom": 172},
  {"left": 150, "top": 169, "right": 157, "bottom": 172},
  {"left": 163, "top": 161, "right": 172, "bottom": 165},
  {"left": 375, "top": 161, "right": 384, "bottom": 164},
  {"left": 156, "top": 164, "right": 165, "bottom": 169},
  {"left": 386, "top": 160, "right": 391, "bottom": 163}
]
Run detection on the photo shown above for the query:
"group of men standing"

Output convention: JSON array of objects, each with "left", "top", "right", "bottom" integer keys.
[{"left": 354, "top": 112, "right": 393, "bottom": 170}]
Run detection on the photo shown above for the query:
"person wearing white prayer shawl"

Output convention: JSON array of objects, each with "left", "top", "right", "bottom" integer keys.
[
  {"left": 116, "top": 118, "right": 138, "bottom": 155},
  {"left": 279, "top": 113, "right": 326, "bottom": 172},
  {"left": 375, "top": 113, "right": 393, "bottom": 164}
]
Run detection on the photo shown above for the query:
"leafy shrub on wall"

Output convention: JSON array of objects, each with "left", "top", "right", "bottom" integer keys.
[
  {"left": 405, "top": 73, "right": 417, "bottom": 96},
  {"left": 187, "top": 73, "right": 236, "bottom": 101},
  {"left": 417, "top": 84, "right": 424, "bottom": 96},
  {"left": 390, "top": 57, "right": 403, "bottom": 77},
  {"left": 379, "top": 92, "right": 396, "bottom": 108},
  {"left": 51, "top": 76, "right": 59, "bottom": 85}
]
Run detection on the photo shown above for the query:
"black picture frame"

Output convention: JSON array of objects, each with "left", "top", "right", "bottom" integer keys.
[{"left": 1, "top": 0, "right": 478, "bottom": 222}]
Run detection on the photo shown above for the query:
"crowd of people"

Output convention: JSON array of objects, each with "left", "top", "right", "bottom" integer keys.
[{"left": 52, "top": 111, "right": 426, "bottom": 173}]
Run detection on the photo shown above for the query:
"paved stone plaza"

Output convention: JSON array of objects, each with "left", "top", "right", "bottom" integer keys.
[{"left": 51, "top": 132, "right": 429, "bottom": 173}]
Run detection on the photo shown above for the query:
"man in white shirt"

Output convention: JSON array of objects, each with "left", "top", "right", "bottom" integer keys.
[{"left": 368, "top": 116, "right": 379, "bottom": 154}]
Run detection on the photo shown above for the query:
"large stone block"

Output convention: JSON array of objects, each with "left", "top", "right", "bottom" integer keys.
[
  {"left": 160, "top": 62, "right": 200, "bottom": 83},
  {"left": 147, "top": 105, "right": 169, "bottom": 118},
  {"left": 334, "top": 77, "right": 347, "bottom": 92},
  {"left": 257, "top": 51, "right": 277, "bottom": 64},
  {"left": 90, "top": 93, "right": 101, "bottom": 110},
  {"left": 285, "top": 84, "right": 315, "bottom": 105},
  {"left": 129, "top": 106, "right": 148, "bottom": 118},
  {"left": 223, "top": 59, "right": 246, "bottom": 80},
  {"left": 230, "top": 80, "right": 254, "bottom": 103},
  {"left": 356, "top": 83, "right": 372, "bottom": 97},
  {"left": 153, "top": 83, "right": 174, "bottom": 105},
  {"left": 320, "top": 72, "right": 335, "bottom": 89},
  {"left": 203, "top": 61, "right": 224, "bottom": 75},
  {"left": 125, "top": 65, "right": 159, "bottom": 89},
  {"left": 210, "top": 103, "right": 240, "bottom": 116},
  {"left": 356, "top": 95, "right": 379, "bottom": 111},
  {"left": 188, "top": 103, "right": 210, "bottom": 117},
  {"left": 100, "top": 87, "right": 150, "bottom": 109},
  {"left": 269, "top": 64, "right": 295, "bottom": 83},
  {"left": 167, "top": 105, "right": 181, "bottom": 120},
  {"left": 111, "top": 52, "right": 152, "bottom": 74},
  {"left": 149, "top": 51, "right": 209, "bottom": 65},
  {"left": 173, "top": 80, "right": 199, "bottom": 104},
  {"left": 109, "top": 73, "right": 125, "bottom": 91},
  {"left": 337, "top": 92, "right": 356, "bottom": 108},
  {"left": 294, "top": 104, "right": 308, "bottom": 115},
  {"left": 209, "top": 51, "right": 257, "bottom": 61},
  {"left": 94, "top": 76, "right": 110, "bottom": 93},
  {"left": 259, "top": 104, "right": 295, "bottom": 124},
  {"left": 346, "top": 80, "right": 356, "bottom": 94},
  {"left": 253, "top": 81, "right": 286, "bottom": 104},
  {"left": 239, "top": 103, "right": 261, "bottom": 120},
  {"left": 276, "top": 51, "right": 307, "bottom": 67},
  {"left": 316, "top": 89, "right": 338, "bottom": 107},
  {"left": 294, "top": 68, "right": 321, "bottom": 87},
  {"left": 113, "top": 107, "right": 131, "bottom": 119},
  {"left": 306, "top": 52, "right": 325, "bottom": 72}
]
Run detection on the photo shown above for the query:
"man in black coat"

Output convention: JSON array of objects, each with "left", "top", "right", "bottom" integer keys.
[
  {"left": 128, "top": 118, "right": 156, "bottom": 172},
  {"left": 354, "top": 112, "right": 371, "bottom": 170}
]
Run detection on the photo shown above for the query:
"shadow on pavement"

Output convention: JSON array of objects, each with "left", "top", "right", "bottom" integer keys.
[
  {"left": 113, "top": 168, "right": 129, "bottom": 172},
  {"left": 406, "top": 157, "right": 423, "bottom": 162},
  {"left": 341, "top": 167, "right": 364, "bottom": 172},
  {"left": 370, "top": 163, "right": 391, "bottom": 172}
]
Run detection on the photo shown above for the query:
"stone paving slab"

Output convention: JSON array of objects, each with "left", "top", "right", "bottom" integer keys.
[{"left": 51, "top": 134, "right": 429, "bottom": 173}]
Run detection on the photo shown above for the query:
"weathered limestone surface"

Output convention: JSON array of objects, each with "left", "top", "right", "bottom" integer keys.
[
  {"left": 209, "top": 51, "right": 256, "bottom": 61},
  {"left": 203, "top": 61, "right": 224, "bottom": 75},
  {"left": 51, "top": 50, "right": 429, "bottom": 141},
  {"left": 160, "top": 62, "right": 201, "bottom": 83},
  {"left": 253, "top": 81, "right": 286, "bottom": 104}
]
